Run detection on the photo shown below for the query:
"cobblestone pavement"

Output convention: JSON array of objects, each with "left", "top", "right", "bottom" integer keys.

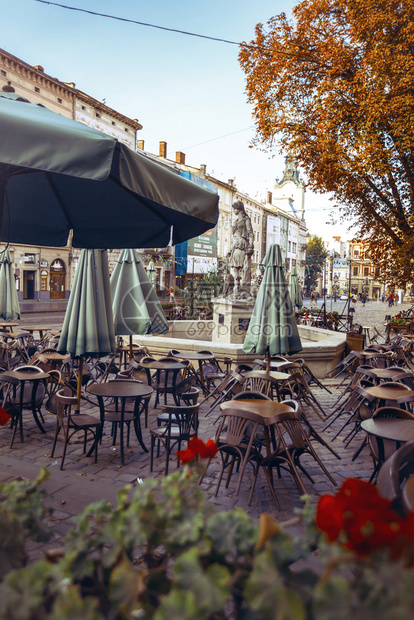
[{"left": 1, "top": 302, "right": 411, "bottom": 558}]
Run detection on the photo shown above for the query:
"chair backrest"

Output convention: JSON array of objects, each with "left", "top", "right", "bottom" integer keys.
[
  {"left": 215, "top": 410, "right": 259, "bottom": 448},
  {"left": 274, "top": 411, "right": 309, "bottom": 450},
  {"left": 56, "top": 387, "right": 78, "bottom": 425},
  {"left": 377, "top": 441, "right": 414, "bottom": 511},
  {"left": 242, "top": 371, "right": 279, "bottom": 399},
  {"left": 160, "top": 404, "right": 199, "bottom": 438},
  {"left": 372, "top": 406, "right": 414, "bottom": 419},
  {"left": 235, "top": 363, "right": 254, "bottom": 374},
  {"left": 232, "top": 390, "right": 271, "bottom": 401}
]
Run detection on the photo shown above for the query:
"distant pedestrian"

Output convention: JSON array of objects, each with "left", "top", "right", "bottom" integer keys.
[
  {"left": 382, "top": 293, "right": 385, "bottom": 303},
  {"left": 388, "top": 292, "right": 394, "bottom": 307},
  {"left": 361, "top": 293, "right": 366, "bottom": 307},
  {"left": 169, "top": 286, "right": 174, "bottom": 302},
  {"left": 395, "top": 292, "right": 399, "bottom": 304}
]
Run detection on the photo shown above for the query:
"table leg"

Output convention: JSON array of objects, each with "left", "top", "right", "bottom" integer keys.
[
  {"left": 29, "top": 380, "right": 46, "bottom": 433},
  {"left": 133, "top": 397, "right": 148, "bottom": 453}
]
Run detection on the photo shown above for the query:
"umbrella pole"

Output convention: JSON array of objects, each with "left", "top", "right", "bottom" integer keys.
[
  {"left": 129, "top": 334, "right": 133, "bottom": 360},
  {"left": 76, "top": 355, "right": 83, "bottom": 413},
  {"left": 266, "top": 350, "right": 271, "bottom": 372}
]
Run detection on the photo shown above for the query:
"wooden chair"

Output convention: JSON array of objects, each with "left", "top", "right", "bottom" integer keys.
[
  {"left": 260, "top": 411, "right": 337, "bottom": 508},
  {"left": 213, "top": 409, "right": 263, "bottom": 506},
  {"left": 51, "top": 387, "right": 101, "bottom": 470},
  {"left": 367, "top": 407, "right": 414, "bottom": 482},
  {"left": 377, "top": 440, "right": 414, "bottom": 515},
  {"left": 150, "top": 404, "right": 199, "bottom": 475}
]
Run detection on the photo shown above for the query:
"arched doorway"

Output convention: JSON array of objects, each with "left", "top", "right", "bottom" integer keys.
[{"left": 50, "top": 259, "right": 66, "bottom": 299}]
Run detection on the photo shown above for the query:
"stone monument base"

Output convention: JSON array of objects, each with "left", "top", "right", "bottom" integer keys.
[{"left": 211, "top": 297, "right": 255, "bottom": 345}]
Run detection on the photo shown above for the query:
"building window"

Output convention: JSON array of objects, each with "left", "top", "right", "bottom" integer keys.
[
  {"left": 24, "top": 253, "right": 35, "bottom": 264},
  {"left": 292, "top": 242, "right": 297, "bottom": 253},
  {"left": 375, "top": 267, "right": 380, "bottom": 277},
  {"left": 224, "top": 216, "right": 229, "bottom": 229},
  {"left": 35, "top": 87, "right": 40, "bottom": 93},
  {"left": 124, "top": 127, "right": 129, "bottom": 132},
  {"left": 40, "top": 270, "right": 48, "bottom": 291},
  {"left": 112, "top": 121, "right": 115, "bottom": 126},
  {"left": 81, "top": 105, "right": 86, "bottom": 110},
  {"left": 225, "top": 192, "right": 230, "bottom": 206},
  {"left": 57, "top": 98, "right": 62, "bottom": 104},
  {"left": 353, "top": 266, "right": 358, "bottom": 276},
  {"left": 95, "top": 112, "right": 100, "bottom": 118},
  {"left": 1, "top": 70, "right": 6, "bottom": 77},
  {"left": 363, "top": 267, "right": 369, "bottom": 276},
  {"left": 288, "top": 241, "right": 292, "bottom": 252}
]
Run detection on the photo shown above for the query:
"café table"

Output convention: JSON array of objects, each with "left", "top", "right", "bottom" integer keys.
[
  {"left": 241, "top": 369, "right": 291, "bottom": 401},
  {"left": 364, "top": 384, "right": 414, "bottom": 408},
  {"left": 23, "top": 326, "right": 52, "bottom": 341},
  {"left": 355, "top": 367, "right": 414, "bottom": 384},
  {"left": 361, "top": 418, "right": 414, "bottom": 478},
  {"left": 220, "top": 399, "right": 295, "bottom": 455},
  {"left": 86, "top": 380, "right": 153, "bottom": 466},
  {"left": 1, "top": 368, "right": 50, "bottom": 434},
  {"left": 0, "top": 322, "right": 20, "bottom": 333},
  {"left": 139, "top": 358, "right": 188, "bottom": 406},
  {"left": 172, "top": 351, "right": 215, "bottom": 390},
  {"left": 37, "top": 351, "right": 71, "bottom": 374}
]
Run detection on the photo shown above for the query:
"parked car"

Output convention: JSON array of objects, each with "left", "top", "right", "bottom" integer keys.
[{"left": 340, "top": 294, "right": 349, "bottom": 300}]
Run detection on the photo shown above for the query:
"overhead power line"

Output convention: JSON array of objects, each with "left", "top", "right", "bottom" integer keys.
[{"left": 34, "top": 0, "right": 242, "bottom": 46}]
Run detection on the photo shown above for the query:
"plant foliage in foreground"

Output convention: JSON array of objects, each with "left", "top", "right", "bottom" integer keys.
[{"left": 1, "top": 462, "right": 414, "bottom": 619}]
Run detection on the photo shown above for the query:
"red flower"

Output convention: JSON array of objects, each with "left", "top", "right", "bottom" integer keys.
[
  {"left": 177, "top": 447, "right": 197, "bottom": 465},
  {"left": 177, "top": 438, "right": 218, "bottom": 464},
  {"left": 0, "top": 407, "right": 13, "bottom": 426},
  {"left": 316, "top": 478, "right": 414, "bottom": 560}
]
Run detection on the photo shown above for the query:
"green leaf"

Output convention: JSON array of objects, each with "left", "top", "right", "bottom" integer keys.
[{"left": 173, "top": 547, "right": 231, "bottom": 613}]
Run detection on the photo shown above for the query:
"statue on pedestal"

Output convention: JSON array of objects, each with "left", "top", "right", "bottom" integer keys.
[{"left": 228, "top": 200, "right": 254, "bottom": 299}]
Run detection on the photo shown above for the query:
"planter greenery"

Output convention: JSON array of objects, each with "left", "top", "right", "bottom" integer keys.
[{"left": 1, "top": 449, "right": 414, "bottom": 620}]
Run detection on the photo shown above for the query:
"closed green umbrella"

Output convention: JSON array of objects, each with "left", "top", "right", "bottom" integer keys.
[
  {"left": 243, "top": 244, "right": 302, "bottom": 369},
  {"left": 111, "top": 249, "right": 168, "bottom": 338},
  {"left": 0, "top": 248, "right": 20, "bottom": 321},
  {"left": 58, "top": 249, "right": 115, "bottom": 409},
  {"left": 288, "top": 266, "right": 303, "bottom": 309}
]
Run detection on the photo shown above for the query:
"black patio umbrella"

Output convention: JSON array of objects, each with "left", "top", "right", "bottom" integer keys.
[{"left": 0, "top": 92, "right": 218, "bottom": 249}]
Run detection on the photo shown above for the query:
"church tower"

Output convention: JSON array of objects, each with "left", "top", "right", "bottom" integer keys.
[{"left": 274, "top": 155, "right": 306, "bottom": 221}]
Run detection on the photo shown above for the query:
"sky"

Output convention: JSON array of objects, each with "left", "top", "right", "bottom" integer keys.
[{"left": 1, "top": 0, "right": 350, "bottom": 241}]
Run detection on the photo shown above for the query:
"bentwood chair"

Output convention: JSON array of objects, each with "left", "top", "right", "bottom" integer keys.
[
  {"left": 150, "top": 404, "right": 199, "bottom": 475},
  {"left": 51, "top": 388, "right": 101, "bottom": 470},
  {"left": 260, "top": 411, "right": 337, "bottom": 507},
  {"left": 367, "top": 407, "right": 414, "bottom": 482},
  {"left": 213, "top": 408, "right": 263, "bottom": 506}
]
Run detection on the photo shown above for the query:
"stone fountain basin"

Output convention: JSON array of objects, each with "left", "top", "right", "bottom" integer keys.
[{"left": 133, "top": 321, "right": 346, "bottom": 379}]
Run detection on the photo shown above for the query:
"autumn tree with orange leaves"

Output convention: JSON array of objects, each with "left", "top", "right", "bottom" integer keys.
[{"left": 239, "top": 0, "right": 414, "bottom": 286}]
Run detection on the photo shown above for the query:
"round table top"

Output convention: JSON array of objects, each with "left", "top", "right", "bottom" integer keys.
[
  {"left": 139, "top": 359, "right": 187, "bottom": 371},
  {"left": 0, "top": 322, "right": 20, "bottom": 329},
  {"left": 365, "top": 385, "right": 414, "bottom": 401},
  {"left": 244, "top": 369, "right": 290, "bottom": 382},
  {"left": 38, "top": 351, "right": 70, "bottom": 362},
  {"left": 361, "top": 368, "right": 413, "bottom": 380},
  {"left": 23, "top": 326, "right": 52, "bottom": 333},
  {"left": 1, "top": 369, "right": 50, "bottom": 382},
  {"left": 86, "top": 380, "right": 153, "bottom": 399},
  {"left": 361, "top": 418, "right": 414, "bottom": 442},
  {"left": 220, "top": 399, "right": 295, "bottom": 426},
  {"left": 173, "top": 351, "right": 215, "bottom": 361}
]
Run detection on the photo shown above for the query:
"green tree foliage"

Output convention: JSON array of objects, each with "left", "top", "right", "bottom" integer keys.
[
  {"left": 305, "top": 235, "right": 328, "bottom": 290},
  {"left": 239, "top": 0, "right": 414, "bottom": 286}
]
